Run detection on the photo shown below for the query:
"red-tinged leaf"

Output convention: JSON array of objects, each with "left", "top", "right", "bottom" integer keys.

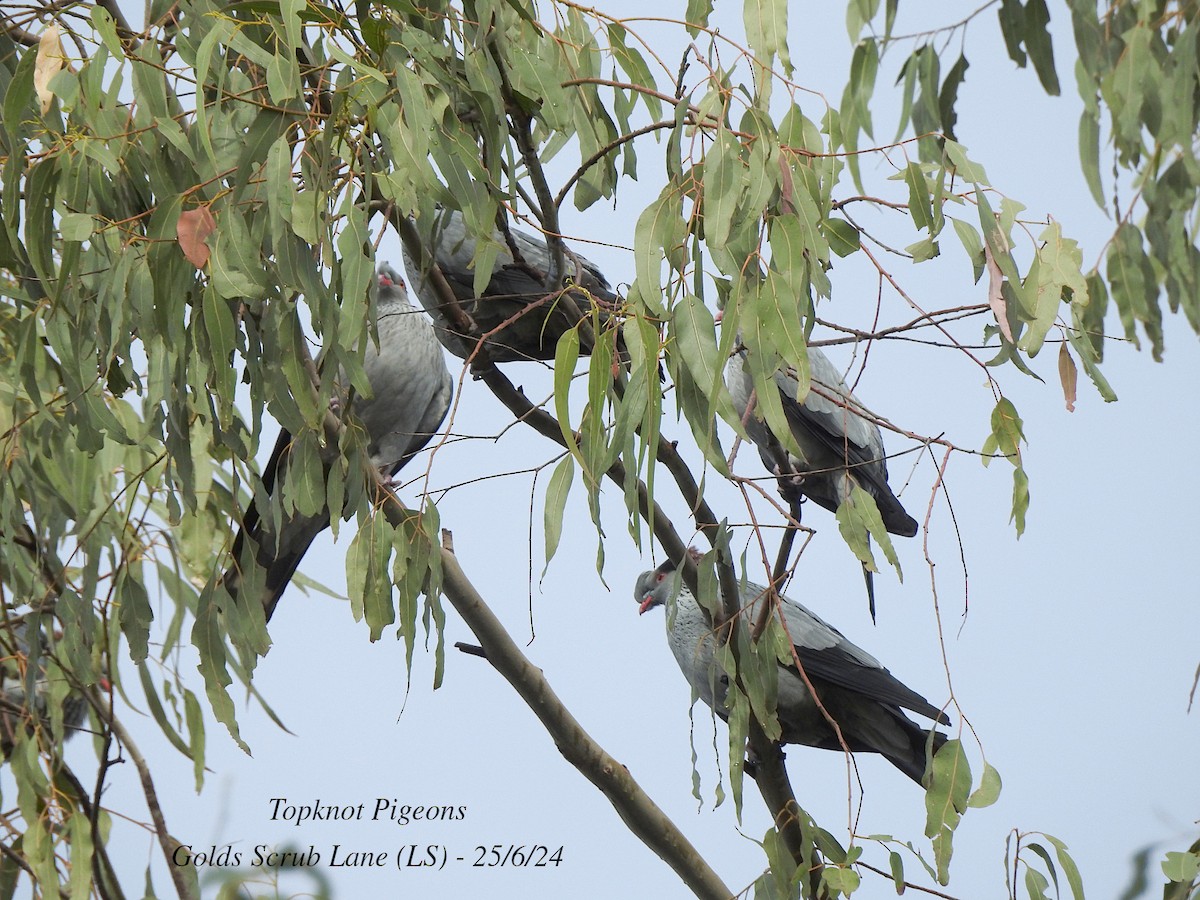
[
  {"left": 984, "top": 240, "right": 1015, "bottom": 344},
  {"left": 177, "top": 206, "right": 216, "bottom": 269},
  {"left": 1058, "top": 343, "right": 1077, "bottom": 412}
]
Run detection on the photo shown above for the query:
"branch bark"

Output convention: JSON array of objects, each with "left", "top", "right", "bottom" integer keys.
[{"left": 421, "top": 527, "right": 735, "bottom": 900}]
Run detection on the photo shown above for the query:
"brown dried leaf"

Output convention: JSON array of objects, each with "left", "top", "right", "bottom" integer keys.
[
  {"left": 1058, "top": 342, "right": 1077, "bottom": 412},
  {"left": 177, "top": 206, "right": 217, "bottom": 269},
  {"left": 34, "top": 24, "right": 66, "bottom": 114},
  {"left": 984, "top": 241, "right": 1015, "bottom": 344}
]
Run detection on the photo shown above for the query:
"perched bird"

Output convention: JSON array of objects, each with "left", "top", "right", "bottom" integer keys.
[
  {"left": 403, "top": 207, "right": 622, "bottom": 363},
  {"left": 725, "top": 344, "right": 917, "bottom": 618},
  {"left": 725, "top": 346, "right": 918, "bottom": 538},
  {"left": 635, "top": 559, "right": 948, "bottom": 784},
  {"left": 0, "top": 621, "right": 91, "bottom": 759},
  {"left": 224, "top": 264, "right": 453, "bottom": 619}
]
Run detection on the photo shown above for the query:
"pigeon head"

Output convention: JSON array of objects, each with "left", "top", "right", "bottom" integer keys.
[
  {"left": 634, "top": 559, "right": 678, "bottom": 615},
  {"left": 376, "top": 263, "right": 408, "bottom": 297}
]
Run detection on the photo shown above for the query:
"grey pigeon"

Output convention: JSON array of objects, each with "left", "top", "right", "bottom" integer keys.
[
  {"left": 224, "top": 264, "right": 453, "bottom": 619},
  {"left": 726, "top": 345, "right": 917, "bottom": 618},
  {"left": 726, "top": 346, "right": 917, "bottom": 538},
  {"left": 0, "top": 621, "right": 91, "bottom": 759},
  {"left": 635, "top": 559, "right": 948, "bottom": 784},
  {"left": 403, "top": 207, "right": 621, "bottom": 363}
]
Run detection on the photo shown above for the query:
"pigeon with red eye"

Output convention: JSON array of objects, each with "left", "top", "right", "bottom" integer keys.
[
  {"left": 635, "top": 559, "right": 948, "bottom": 784},
  {"left": 404, "top": 206, "right": 622, "bottom": 364},
  {"left": 223, "top": 263, "right": 453, "bottom": 620}
]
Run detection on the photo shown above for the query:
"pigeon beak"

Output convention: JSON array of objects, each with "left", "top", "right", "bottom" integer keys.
[{"left": 638, "top": 595, "right": 655, "bottom": 615}]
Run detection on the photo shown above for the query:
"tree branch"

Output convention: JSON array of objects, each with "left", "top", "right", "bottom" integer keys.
[
  {"left": 102, "top": 704, "right": 195, "bottom": 900},
  {"left": 421, "top": 529, "right": 734, "bottom": 900}
]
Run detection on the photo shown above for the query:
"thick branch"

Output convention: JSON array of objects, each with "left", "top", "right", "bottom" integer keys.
[
  {"left": 747, "top": 722, "right": 823, "bottom": 893},
  {"left": 426, "top": 531, "right": 734, "bottom": 900}
]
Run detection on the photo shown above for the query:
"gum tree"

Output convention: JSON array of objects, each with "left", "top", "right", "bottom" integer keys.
[{"left": 0, "top": 0, "right": 1196, "bottom": 897}]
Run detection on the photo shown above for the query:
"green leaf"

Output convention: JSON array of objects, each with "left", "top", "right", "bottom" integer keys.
[
  {"left": 989, "top": 397, "right": 1025, "bottom": 460},
  {"left": 184, "top": 688, "right": 207, "bottom": 792},
  {"left": 671, "top": 293, "right": 727, "bottom": 414},
  {"left": 64, "top": 810, "right": 94, "bottom": 897},
  {"left": 631, "top": 190, "right": 687, "bottom": 316},
  {"left": 1044, "top": 834, "right": 1086, "bottom": 900},
  {"left": 889, "top": 850, "right": 905, "bottom": 892},
  {"left": 1011, "top": 463, "right": 1029, "bottom": 536},
  {"left": 1023, "top": 0, "right": 1060, "bottom": 96},
  {"left": 1025, "top": 865, "right": 1051, "bottom": 900},
  {"left": 952, "top": 217, "right": 985, "bottom": 282},
  {"left": 507, "top": 42, "right": 572, "bottom": 131},
  {"left": 743, "top": 0, "right": 793, "bottom": 80},
  {"left": 820, "top": 865, "right": 861, "bottom": 896},
  {"left": 1021, "top": 221, "right": 1087, "bottom": 356},
  {"left": 836, "top": 486, "right": 901, "bottom": 581},
  {"left": 60, "top": 211, "right": 94, "bottom": 241},
  {"left": 202, "top": 288, "right": 236, "bottom": 366},
  {"left": 824, "top": 217, "right": 861, "bottom": 257},
  {"left": 347, "top": 514, "right": 397, "bottom": 640},
  {"left": 684, "top": 0, "right": 713, "bottom": 36},
  {"left": 1078, "top": 110, "right": 1104, "bottom": 208},
  {"left": 905, "top": 162, "right": 934, "bottom": 232},
  {"left": 924, "top": 739, "right": 971, "bottom": 884},
  {"left": 937, "top": 53, "right": 969, "bottom": 141},
  {"left": 943, "top": 139, "right": 988, "bottom": 184},
  {"left": 553, "top": 328, "right": 583, "bottom": 473},
  {"left": 1163, "top": 850, "right": 1200, "bottom": 882},
  {"left": 701, "top": 129, "right": 744, "bottom": 251},
  {"left": 997, "top": 0, "right": 1027, "bottom": 66},
  {"left": 906, "top": 236, "right": 940, "bottom": 262},
  {"left": 192, "top": 597, "right": 249, "bottom": 753},
  {"left": 607, "top": 23, "right": 662, "bottom": 120},
  {"left": 542, "top": 455, "right": 575, "bottom": 575},
  {"left": 967, "top": 762, "right": 1002, "bottom": 808}
]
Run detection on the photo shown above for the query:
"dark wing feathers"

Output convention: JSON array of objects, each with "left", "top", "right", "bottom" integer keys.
[{"left": 791, "top": 643, "right": 950, "bottom": 725}]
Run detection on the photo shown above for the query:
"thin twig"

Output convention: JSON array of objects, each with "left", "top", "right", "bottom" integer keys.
[{"left": 103, "top": 711, "right": 194, "bottom": 900}]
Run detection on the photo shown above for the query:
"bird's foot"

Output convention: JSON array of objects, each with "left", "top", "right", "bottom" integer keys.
[{"left": 743, "top": 741, "right": 785, "bottom": 780}]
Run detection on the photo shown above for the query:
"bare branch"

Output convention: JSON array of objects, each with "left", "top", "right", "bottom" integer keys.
[{"left": 102, "top": 701, "right": 195, "bottom": 900}]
